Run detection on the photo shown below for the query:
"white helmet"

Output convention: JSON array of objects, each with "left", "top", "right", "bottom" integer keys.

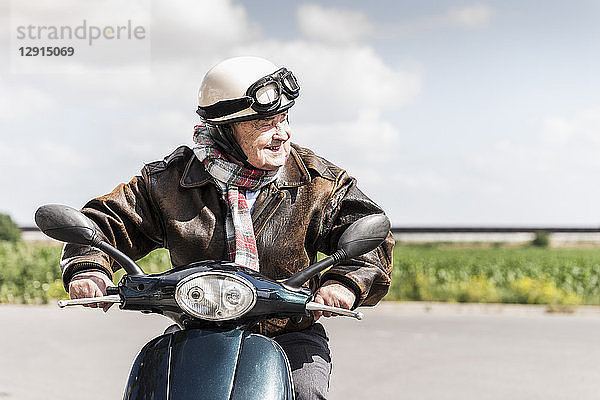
[{"left": 196, "top": 56, "right": 300, "bottom": 124}]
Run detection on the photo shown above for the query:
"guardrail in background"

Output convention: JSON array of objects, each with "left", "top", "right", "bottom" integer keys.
[
  {"left": 391, "top": 227, "right": 600, "bottom": 233},
  {"left": 391, "top": 227, "right": 600, "bottom": 243}
]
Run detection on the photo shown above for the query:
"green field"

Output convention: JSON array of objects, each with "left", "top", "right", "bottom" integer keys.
[
  {"left": 386, "top": 244, "right": 600, "bottom": 306},
  {"left": 1, "top": 242, "right": 599, "bottom": 306}
]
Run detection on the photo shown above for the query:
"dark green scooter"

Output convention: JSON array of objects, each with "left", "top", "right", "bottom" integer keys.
[{"left": 35, "top": 204, "right": 390, "bottom": 400}]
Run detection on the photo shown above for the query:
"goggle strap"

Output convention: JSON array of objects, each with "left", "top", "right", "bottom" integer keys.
[{"left": 196, "top": 97, "right": 253, "bottom": 120}]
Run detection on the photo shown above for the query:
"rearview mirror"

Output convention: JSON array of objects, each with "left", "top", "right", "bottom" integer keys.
[
  {"left": 337, "top": 213, "right": 391, "bottom": 258},
  {"left": 35, "top": 204, "right": 101, "bottom": 246},
  {"left": 34, "top": 204, "right": 146, "bottom": 277}
]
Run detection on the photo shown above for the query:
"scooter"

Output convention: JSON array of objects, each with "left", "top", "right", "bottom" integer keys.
[{"left": 34, "top": 204, "right": 390, "bottom": 400}]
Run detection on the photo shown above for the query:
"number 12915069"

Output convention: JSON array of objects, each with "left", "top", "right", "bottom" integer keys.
[{"left": 19, "top": 47, "right": 75, "bottom": 56}]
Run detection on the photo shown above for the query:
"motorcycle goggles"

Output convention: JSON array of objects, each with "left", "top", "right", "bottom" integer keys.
[
  {"left": 246, "top": 67, "right": 300, "bottom": 112},
  {"left": 196, "top": 68, "right": 300, "bottom": 120}
]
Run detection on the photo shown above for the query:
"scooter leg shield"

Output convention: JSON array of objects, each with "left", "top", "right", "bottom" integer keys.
[
  {"left": 123, "top": 329, "right": 293, "bottom": 400},
  {"left": 229, "top": 333, "right": 294, "bottom": 400}
]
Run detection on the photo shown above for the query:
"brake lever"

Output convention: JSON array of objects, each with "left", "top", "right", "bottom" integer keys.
[
  {"left": 57, "top": 295, "right": 122, "bottom": 308},
  {"left": 305, "top": 301, "right": 364, "bottom": 320}
]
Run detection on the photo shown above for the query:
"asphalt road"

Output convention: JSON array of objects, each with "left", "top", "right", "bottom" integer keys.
[{"left": 1, "top": 302, "right": 600, "bottom": 399}]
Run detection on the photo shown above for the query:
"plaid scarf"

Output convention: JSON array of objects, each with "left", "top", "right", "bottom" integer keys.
[{"left": 193, "top": 124, "right": 278, "bottom": 271}]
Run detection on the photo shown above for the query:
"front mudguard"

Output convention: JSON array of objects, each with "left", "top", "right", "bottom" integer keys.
[{"left": 123, "top": 328, "right": 294, "bottom": 400}]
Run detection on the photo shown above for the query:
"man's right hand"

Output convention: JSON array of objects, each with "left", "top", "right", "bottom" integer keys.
[{"left": 68, "top": 271, "right": 115, "bottom": 312}]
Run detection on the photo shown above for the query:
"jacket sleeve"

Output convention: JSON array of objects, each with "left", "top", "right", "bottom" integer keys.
[
  {"left": 316, "top": 172, "right": 394, "bottom": 308},
  {"left": 60, "top": 172, "right": 164, "bottom": 289}
]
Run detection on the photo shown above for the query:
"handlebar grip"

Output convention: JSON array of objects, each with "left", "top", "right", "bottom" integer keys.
[{"left": 106, "top": 286, "right": 119, "bottom": 295}]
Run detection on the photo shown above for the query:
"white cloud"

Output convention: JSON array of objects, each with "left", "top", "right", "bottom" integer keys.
[
  {"left": 113, "top": 109, "right": 192, "bottom": 159},
  {"left": 568, "top": 107, "right": 600, "bottom": 146},
  {"left": 9, "top": 0, "right": 149, "bottom": 23},
  {"left": 465, "top": 107, "right": 600, "bottom": 220},
  {"left": 537, "top": 116, "right": 574, "bottom": 145},
  {"left": 371, "top": 105, "right": 600, "bottom": 226},
  {"left": 446, "top": 4, "right": 494, "bottom": 28},
  {"left": 151, "top": 0, "right": 260, "bottom": 58},
  {"left": 297, "top": 4, "right": 373, "bottom": 44},
  {"left": 535, "top": 108, "right": 600, "bottom": 169},
  {"left": 296, "top": 3, "right": 493, "bottom": 44},
  {"left": 297, "top": 108, "right": 401, "bottom": 164},
  {"left": 383, "top": 3, "right": 494, "bottom": 36},
  {"left": 0, "top": 78, "right": 55, "bottom": 121}
]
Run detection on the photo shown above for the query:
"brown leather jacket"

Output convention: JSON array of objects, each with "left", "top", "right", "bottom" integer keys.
[{"left": 61, "top": 143, "right": 394, "bottom": 336}]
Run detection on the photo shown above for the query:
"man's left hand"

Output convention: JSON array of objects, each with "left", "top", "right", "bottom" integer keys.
[{"left": 312, "top": 280, "right": 356, "bottom": 321}]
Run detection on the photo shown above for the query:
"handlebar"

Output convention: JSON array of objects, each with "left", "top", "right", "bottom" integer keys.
[{"left": 57, "top": 296, "right": 364, "bottom": 320}]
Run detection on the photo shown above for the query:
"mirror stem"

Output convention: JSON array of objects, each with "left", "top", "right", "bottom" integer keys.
[
  {"left": 282, "top": 249, "right": 347, "bottom": 290},
  {"left": 96, "top": 241, "right": 145, "bottom": 277}
]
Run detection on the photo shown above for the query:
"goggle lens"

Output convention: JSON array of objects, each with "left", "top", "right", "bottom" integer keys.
[{"left": 255, "top": 83, "right": 280, "bottom": 106}]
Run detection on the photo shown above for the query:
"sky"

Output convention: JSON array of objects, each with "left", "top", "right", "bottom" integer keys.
[{"left": 1, "top": 0, "right": 599, "bottom": 227}]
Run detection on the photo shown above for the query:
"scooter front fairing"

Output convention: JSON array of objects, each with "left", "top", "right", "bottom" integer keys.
[{"left": 123, "top": 328, "right": 294, "bottom": 400}]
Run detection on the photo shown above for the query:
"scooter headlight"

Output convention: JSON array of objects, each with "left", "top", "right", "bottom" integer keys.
[{"left": 175, "top": 272, "right": 256, "bottom": 321}]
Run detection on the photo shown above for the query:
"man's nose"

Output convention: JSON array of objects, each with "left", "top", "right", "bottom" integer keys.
[{"left": 273, "top": 121, "right": 291, "bottom": 140}]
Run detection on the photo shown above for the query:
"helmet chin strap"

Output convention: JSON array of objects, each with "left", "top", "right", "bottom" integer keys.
[{"left": 205, "top": 124, "right": 257, "bottom": 169}]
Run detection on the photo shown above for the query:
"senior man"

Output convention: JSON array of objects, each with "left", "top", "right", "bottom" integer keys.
[{"left": 62, "top": 56, "right": 394, "bottom": 400}]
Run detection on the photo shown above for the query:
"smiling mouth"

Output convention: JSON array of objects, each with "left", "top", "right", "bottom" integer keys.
[{"left": 265, "top": 143, "right": 282, "bottom": 152}]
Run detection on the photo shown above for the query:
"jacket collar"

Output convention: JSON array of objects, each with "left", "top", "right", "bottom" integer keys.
[{"left": 180, "top": 145, "right": 311, "bottom": 189}]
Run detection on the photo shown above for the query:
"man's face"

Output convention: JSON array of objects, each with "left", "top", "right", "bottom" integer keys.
[{"left": 232, "top": 111, "right": 292, "bottom": 170}]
